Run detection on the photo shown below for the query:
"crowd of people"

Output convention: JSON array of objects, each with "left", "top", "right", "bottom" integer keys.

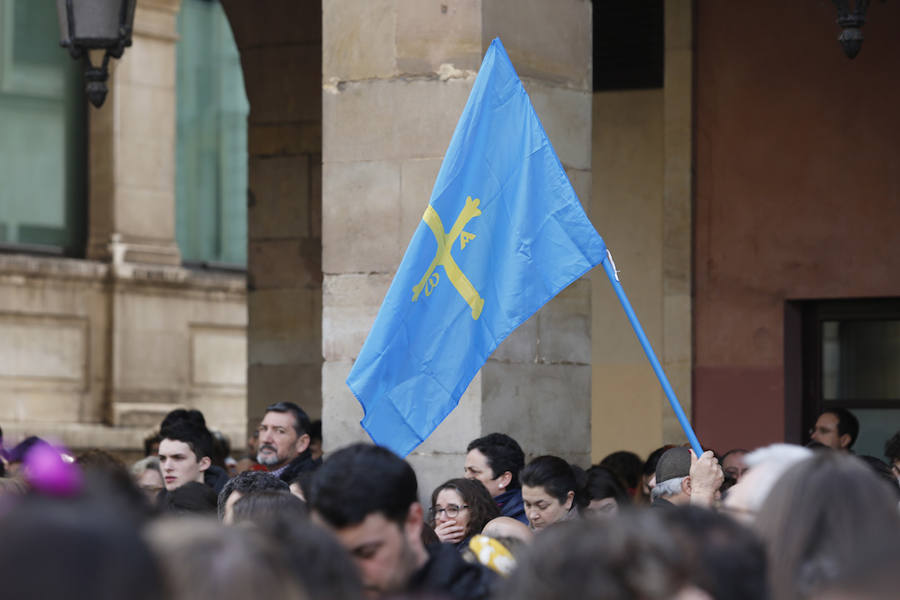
[{"left": 1, "top": 404, "right": 900, "bottom": 600}]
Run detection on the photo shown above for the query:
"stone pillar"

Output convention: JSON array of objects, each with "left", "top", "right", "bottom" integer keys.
[
  {"left": 221, "top": 1, "right": 324, "bottom": 432},
  {"left": 322, "top": 0, "right": 595, "bottom": 495},
  {"left": 87, "top": 0, "right": 182, "bottom": 266},
  {"left": 661, "top": 0, "right": 693, "bottom": 444}
]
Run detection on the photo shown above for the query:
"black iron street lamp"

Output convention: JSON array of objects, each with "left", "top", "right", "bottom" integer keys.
[
  {"left": 56, "top": 0, "right": 137, "bottom": 108},
  {"left": 832, "top": 0, "right": 873, "bottom": 59}
]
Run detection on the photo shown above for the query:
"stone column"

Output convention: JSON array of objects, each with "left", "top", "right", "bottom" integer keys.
[
  {"left": 87, "top": 0, "right": 182, "bottom": 266},
  {"left": 322, "top": 0, "right": 594, "bottom": 495}
]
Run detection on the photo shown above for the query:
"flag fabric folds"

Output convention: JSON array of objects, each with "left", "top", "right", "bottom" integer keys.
[{"left": 347, "top": 38, "right": 607, "bottom": 457}]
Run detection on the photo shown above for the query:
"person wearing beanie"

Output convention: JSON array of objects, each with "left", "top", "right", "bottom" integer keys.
[{"left": 651, "top": 447, "right": 723, "bottom": 508}]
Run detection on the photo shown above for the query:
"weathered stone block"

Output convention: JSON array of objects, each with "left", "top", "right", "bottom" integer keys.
[
  {"left": 191, "top": 326, "right": 247, "bottom": 387},
  {"left": 396, "top": 0, "right": 481, "bottom": 75},
  {"left": 118, "top": 188, "right": 176, "bottom": 240},
  {"left": 322, "top": 273, "right": 391, "bottom": 362},
  {"left": 491, "top": 314, "right": 538, "bottom": 364},
  {"left": 248, "top": 363, "right": 322, "bottom": 423},
  {"left": 483, "top": 0, "right": 591, "bottom": 90},
  {"left": 242, "top": 44, "right": 321, "bottom": 125},
  {"left": 321, "top": 359, "right": 368, "bottom": 453},
  {"left": 482, "top": 361, "right": 591, "bottom": 462},
  {"left": 524, "top": 81, "right": 591, "bottom": 171},
  {"left": 115, "top": 34, "right": 175, "bottom": 88},
  {"left": 322, "top": 160, "right": 402, "bottom": 273},
  {"left": 537, "top": 277, "right": 592, "bottom": 365},
  {"left": 248, "top": 238, "right": 321, "bottom": 290},
  {"left": 249, "top": 155, "right": 311, "bottom": 240},
  {"left": 323, "top": 0, "right": 396, "bottom": 81},
  {"left": 323, "top": 78, "right": 472, "bottom": 163},
  {"left": 0, "top": 314, "right": 87, "bottom": 382},
  {"left": 248, "top": 123, "right": 322, "bottom": 157},
  {"left": 249, "top": 288, "right": 321, "bottom": 364}
]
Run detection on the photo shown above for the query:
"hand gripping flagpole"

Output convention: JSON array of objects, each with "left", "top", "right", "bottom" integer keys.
[{"left": 600, "top": 249, "right": 704, "bottom": 457}]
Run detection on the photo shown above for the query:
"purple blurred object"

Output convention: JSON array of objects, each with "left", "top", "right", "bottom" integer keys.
[{"left": 23, "top": 441, "right": 83, "bottom": 496}]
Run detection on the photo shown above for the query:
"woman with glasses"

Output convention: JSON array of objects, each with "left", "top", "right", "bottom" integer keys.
[{"left": 429, "top": 478, "right": 499, "bottom": 548}]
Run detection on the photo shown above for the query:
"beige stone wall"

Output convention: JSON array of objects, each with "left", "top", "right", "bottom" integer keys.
[
  {"left": 0, "top": 257, "right": 247, "bottom": 453},
  {"left": 590, "top": 0, "right": 693, "bottom": 461},
  {"left": 321, "top": 0, "right": 595, "bottom": 498},
  {"left": 0, "top": 0, "right": 248, "bottom": 455}
]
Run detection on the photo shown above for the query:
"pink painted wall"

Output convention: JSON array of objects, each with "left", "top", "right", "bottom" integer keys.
[{"left": 693, "top": 1, "right": 900, "bottom": 452}]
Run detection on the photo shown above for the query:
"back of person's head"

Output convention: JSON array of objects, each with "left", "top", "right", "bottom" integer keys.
[
  {"left": 265, "top": 401, "right": 311, "bottom": 437},
  {"left": 143, "top": 432, "right": 162, "bottom": 457},
  {"left": 497, "top": 511, "right": 694, "bottom": 600},
  {"left": 643, "top": 445, "right": 674, "bottom": 478},
  {"left": 725, "top": 443, "right": 813, "bottom": 519},
  {"left": 159, "top": 419, "right": 213, "bottom": 461},
  {"left": 162, "top": 481, "right": 218, "bottom": 515},
  {"left": 585, "top": 465, "right": 631, "bottom": 504},
  {"left": 211, "top": 430, "right": 231, "bottom": 469},
  {"left": 598, "top": 450, "right": 643, "bottom": 494},
  {"left": 76, "top": 452, "right": 156, "bottom": 524},
  {"left": 146, "top": 517, "right": 305, "bottom": 600},
  {"left": 430, "top": 478, "right": 499, "bottom": 536},
  {"left": 253, "top": 515, "right": 364, "bottom": 600},
  {"left": 755, "top": 451, "right": 900, "bottom": 600},
  {"left": 858, "top": 455, "right": 900, "bottom": 496},
  {"left": 231, "top": 489, "right": 307, "bottom": 525},
  {"left": 307, "top": 443, "right": 417, "bottom": 527},
  {"left": 662, "top": 506, "right": 768, "bottom": 600},
  {"left": 0, "top": 495, "right": 163, "bottom": 600},
  {"left": 824, "top": 407, "right": 860, "bottom": 449},
  {"left": 217, "top": 470, "right": 288, "bottom": 519},
  {"left": 520, "top": 455, "right": 589, "bottom": 511},
  {"left": 467, "top": 433, "right": 526, "bottom": 489}
]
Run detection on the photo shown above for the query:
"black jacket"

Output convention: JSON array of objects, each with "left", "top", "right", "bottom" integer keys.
[
  {"left": 277, "top": 449, "right": 322, "bottom": 483},
  {"left": 408, "top": 542, "right": 497, "bottom": 600}
]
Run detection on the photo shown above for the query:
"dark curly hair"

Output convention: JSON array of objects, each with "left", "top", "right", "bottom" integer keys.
[{"left": 430, "top": 478, "right": 499, "bottom": 538}]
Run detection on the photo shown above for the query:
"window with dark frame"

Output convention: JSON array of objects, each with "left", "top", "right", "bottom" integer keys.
[{"left": 787, "top": 299, "right": 900, "bottom": 459}]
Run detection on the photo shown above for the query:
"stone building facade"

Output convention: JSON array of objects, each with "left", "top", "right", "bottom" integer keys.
[{"left": 6, "top": 0, "right": 894, "bottom": 491}]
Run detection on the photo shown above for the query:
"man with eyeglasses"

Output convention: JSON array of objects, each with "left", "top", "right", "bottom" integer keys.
[{"left": 809, "top": 407, "right": 859, "bottom": 451}]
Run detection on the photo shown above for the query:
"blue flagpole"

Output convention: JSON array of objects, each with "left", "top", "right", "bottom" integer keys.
[{"left": 600, "top": 250, "right": 704, "bottom": 457}]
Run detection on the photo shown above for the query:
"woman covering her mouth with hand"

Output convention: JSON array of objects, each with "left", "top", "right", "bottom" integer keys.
[{"left": 429, "top": 478, "right": 499, "bottom": 550}]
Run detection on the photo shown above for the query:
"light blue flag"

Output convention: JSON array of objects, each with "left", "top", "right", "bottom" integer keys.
[{"left": 347, "top": 38, "right": 607, "bottom": 457}]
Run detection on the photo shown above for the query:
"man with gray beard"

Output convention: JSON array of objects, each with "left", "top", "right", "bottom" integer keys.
[{"left": 256, "top": 402, "right": 321, "bottom": 483}]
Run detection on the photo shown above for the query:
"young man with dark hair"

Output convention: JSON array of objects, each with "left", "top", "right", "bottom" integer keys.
[
  {"left": 257, "top": 401, "right": 320, "bottom": 482},
  {"left": 158, "top": 421, "right": 213, "bottom": 492},
  {"left": 465, "top": 433, "right": 528, "bottom": 524},
  {"left": 308, "top": 443, "right": 496, "bottom": 600},
  {"left": 810, "top": 407, "right": 860, "bottom": 451}
]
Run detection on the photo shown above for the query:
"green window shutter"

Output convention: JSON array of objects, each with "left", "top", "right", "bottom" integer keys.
[
  {"left": 0, "top": 0, "right": 85, "bottom": 254},
  {"left": 175, "top": 0, "right": 248, "bottom": 267}
]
